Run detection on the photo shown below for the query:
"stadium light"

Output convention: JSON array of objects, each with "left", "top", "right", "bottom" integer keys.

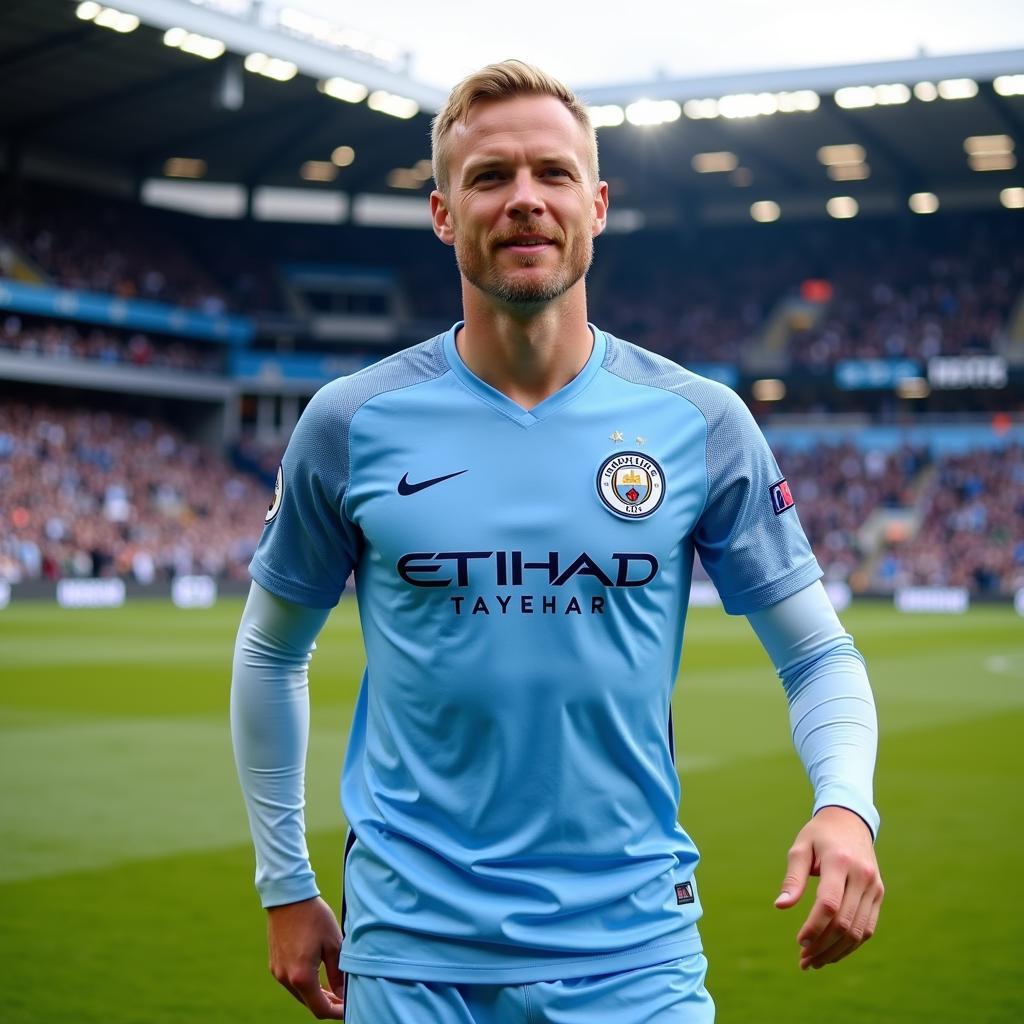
[
  {"left": 964, "top": 135, "right": 1014, "bottom": 156},
  {"left": 77, "top": 4, "right": 139, "bottom": 32},
  {"left": 412, "top": 159, "right": 433, "bottom": 182},
  {"left": 368, "top": 91, "right": 419, "bottom": 119},
  {"left": 164, "top": 157, "right": 207, "bottom": 179},
  {"left": 908, "top": 192, "right": 939, "bottom": 214},
  {"left": 897, "top": 377, "right": 930, "bottom": 399},
  {"left": 834, "top": 86, "right": 876, "bottom": 109},
  {"left": 625, "top": 99, "right": 682, "bottom": 126},
  {"left": 300, "top": 161, "right": 337, "bottom": 182},
  {"left": 818, "top": 144, "right": 866, "bottom": 166},
  {"left": 708, "top": 90, "right": 818, "bottom": 119},
  {"left": 776, "top": 90, "right": 820, "bottom": 112},
  {"left": 319, "top": 77, "right": 369, "bottom": 104},
  {"left": 691, "top": 152, "right": 738, "bottom": 174},
  {"left": 163, "top": 28, "right": 226, "bottom": 60},
  {"left": 718, "top": 92, "right": 778, "bottom": 118},
  {"left": 969, "top": 153, "right": 1017, "bottom": 172},
  {"left": 994, "top": 74, "right": 1024, "bottom": 97},
  {"left": 588, "top": 105, "right": 625, "bottom": 128},
  {"left": 752, "top": 379, "right": 786, "bottom": 401},
  {"left": 835, "top": 83, "right": 911, "bottom": 109},
  {"left": 829, "top": 163, "right": 870, "bottom": 181},
  {"left": 1001, "top": 187, "right": 1024, "bottom": 209},
  {"left": 244, "top": 53, "right": 298, "bottom": 82},
  {"left": 913, "top": 81, "right": 938, "bottom": 101},
  {"left": 331, "top": 145, "right": 356, "bottom": 167},
  {"left": 683, "top": 98, "right": 719, "bottom": 119},
  {"left": 750, "top": 200, "right": 780, "bottom": 223},
  {"left": 937, "top": 78, "right": 978, "bottom": 100},
  {"left": 388, "top": 168, "right": 422, "bottom": 189},
  {"left": 873, "top": 83, "right": 911, "bottom": 105},
  {"left": 826, "top": 196, "right": 859, "bottom": 219}
]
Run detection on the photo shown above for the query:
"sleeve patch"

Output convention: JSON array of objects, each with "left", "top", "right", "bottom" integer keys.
[
  {"left": 769, "top": 478, "right": 795, "bottom": 515},
  {"left": 265, "top": 465, "right": 284, "bottom": 523}
]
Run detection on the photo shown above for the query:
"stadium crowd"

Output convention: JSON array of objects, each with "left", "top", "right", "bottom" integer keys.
[
  {"left": 872, "top": 444, "right": 1024, "bottom": 594},
  {"left": 3, "top": 186, "right": 1022, "bottom": 373},
  {"left": 0, "top": 404, "right": 264, "bottom": 586},
  {"left": 777, "top": 442, "right": 933, "bottom": 585},
  {"left": 2, "top": 400, "right": 1021, "bottom": 597},
  {"left": 0, "top": 315, "right": 224, "bottom": 373},
  {"left": 789, "top": 224, "right": 1022, "bottom": 369},
  {"left": 0, "top": 185, "right": 232, "bottom": 312}
]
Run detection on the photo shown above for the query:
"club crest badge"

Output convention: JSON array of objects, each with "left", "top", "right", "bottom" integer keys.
[
  {"left": 266, "top": 465, "right": 284, "bottom": 523},
  {"left": 597, "top": 451, "right": 665, "bottom": 519}
]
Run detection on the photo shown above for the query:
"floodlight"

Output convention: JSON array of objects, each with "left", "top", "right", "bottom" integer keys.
[
  {"left": 908, "top": 192, "right": 939, "bottom": 214},
  {"left": 319, "top": 78, "right": 369, "bottom": 104},
  {"left": 750, "top": 201, "right": 780, "bottom": 223},
  {"left": 368, "top": 91, "right": 419, "bottom": 119},
  {"left": 331, "top": 146, "right": 356, "bottom": 167},
  {"left": 937, "top": 79, "right": 978, "bottom": 100},
  {"left": 826, "top": 196, "right": 859, "bottom": 219}
]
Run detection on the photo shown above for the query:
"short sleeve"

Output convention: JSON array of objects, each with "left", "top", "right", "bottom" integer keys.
[
  {"left": 693, "top": 386, "right": 821, "bottom": 614},
  {"left": 249, "top": 386, "right": 361, "bottom": 608}
]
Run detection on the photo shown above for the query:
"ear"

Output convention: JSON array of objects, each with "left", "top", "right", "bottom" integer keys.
[
  {"left": 430, "top": 190, "right": 455, "bottom": 246},
  {"left": 591, "top": 180, "right": 609, "bottom": 238}
]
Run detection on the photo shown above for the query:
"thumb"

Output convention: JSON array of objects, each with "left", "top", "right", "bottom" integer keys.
[{"left": 775, "top": 842, "right": 812, "bottom": 908}]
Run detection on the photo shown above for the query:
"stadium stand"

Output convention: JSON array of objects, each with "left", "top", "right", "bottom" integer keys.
[
  {"left": 0, "top": 402, "right": 264, "bottom": 586},
  {"left": 1, "top": 314, "right": 225, "bottom": 373},
  {"left": 0, "top": 184, "right": 233, "bottom": 312}
]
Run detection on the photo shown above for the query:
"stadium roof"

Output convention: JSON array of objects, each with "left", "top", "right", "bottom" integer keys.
[{"left": 2, "top": 0, "right": 1023, "bottom": 227}]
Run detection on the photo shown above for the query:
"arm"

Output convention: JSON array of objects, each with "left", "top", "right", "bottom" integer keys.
[
  {"left": 231, "top": 580, "right": 344, "bottom": 1019},
  {"left": 746, "top": 581, "right": 884, "bottom": 970}
]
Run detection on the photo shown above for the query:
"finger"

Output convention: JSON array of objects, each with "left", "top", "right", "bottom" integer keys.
[
  {"left": 291, "top": 971, "right": 346, "bottom": 1020},
  {"left": 323, "top": 942, "right": 345, "bottom": 998},
  {"left": 776, "top": 841, "right": 814, "bottom": 908},
  {"left": 796, "top": 859, "right": 848, "bottom": 947},
  {"left": 801, "top": 870, "right": 864, "bottom": 958},
  {"left": 801, "top": 883, "right": 878, "bottom": 969}
]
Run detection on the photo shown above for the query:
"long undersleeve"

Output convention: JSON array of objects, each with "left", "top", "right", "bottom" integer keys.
[
  {"left": 230, "top": 580, "right": 332, "bottom": 907},
  {"left": 746, "top": 581, "right": 880, "bottom": 838}
]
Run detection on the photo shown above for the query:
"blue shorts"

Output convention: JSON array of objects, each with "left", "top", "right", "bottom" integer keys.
[{"left": 343, "top": 954, "right": 714, "bottom": 1023}]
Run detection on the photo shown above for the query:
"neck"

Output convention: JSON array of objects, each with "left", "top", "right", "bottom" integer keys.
[{"left": 455, "top": 283, "right": 594, "bottom": 409}]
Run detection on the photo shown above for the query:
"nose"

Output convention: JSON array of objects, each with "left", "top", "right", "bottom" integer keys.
[{"left": 505, "top": 168, "right": 545, "bottom": 218}]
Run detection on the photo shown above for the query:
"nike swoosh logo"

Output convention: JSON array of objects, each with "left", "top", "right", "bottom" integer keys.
[{"left": 397, "top": 470, "right": 468, "bottom": 495}]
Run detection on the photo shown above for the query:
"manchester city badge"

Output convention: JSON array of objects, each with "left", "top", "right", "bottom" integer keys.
[{"left": 596, "top": 451, "right": 665, "bottom": 519}]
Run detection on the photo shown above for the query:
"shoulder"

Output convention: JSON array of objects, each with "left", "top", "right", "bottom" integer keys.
[
  {"left": 301, "top": 333, "right": 450, "bottom": 431},
  {"left": 598, "top": 329, "right": 747, "bottom": 430}
]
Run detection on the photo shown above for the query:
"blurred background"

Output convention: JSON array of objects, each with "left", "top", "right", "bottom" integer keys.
[{"left": 0, "top": 2, "right": 1022, "bottom": 1023}]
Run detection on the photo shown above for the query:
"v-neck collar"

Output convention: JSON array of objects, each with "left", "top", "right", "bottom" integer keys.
[{"left": 442, "top": 321, "right": 607, "bottom": 428}]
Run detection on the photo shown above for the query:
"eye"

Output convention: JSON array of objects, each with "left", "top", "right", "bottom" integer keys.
[
  {"left": 542, "top": 167, "right": 570, "bottom": 178},
  {"left": 474, "top": 170, "right": 502, "bottom": 183}
]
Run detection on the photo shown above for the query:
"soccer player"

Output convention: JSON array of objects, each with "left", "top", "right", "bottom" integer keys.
[{"left": 231, "top": 60, "right": 883, "bottom": 1023}]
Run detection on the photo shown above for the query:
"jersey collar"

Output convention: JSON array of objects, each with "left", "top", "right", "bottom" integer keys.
[{"left": 442, "top": 321, "right": 607, "bottom": 427}]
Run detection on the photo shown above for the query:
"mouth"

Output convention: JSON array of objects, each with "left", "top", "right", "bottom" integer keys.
[{"left": 497, "top": 234, "right": 556, "bottom": 253}]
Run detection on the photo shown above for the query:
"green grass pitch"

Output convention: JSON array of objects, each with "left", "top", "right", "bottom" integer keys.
[{"left": 1, "top": 598, "right": 1022, "bottom": 1023}]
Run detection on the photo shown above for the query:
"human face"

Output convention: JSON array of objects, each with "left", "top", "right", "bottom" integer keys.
[{"left": 430, "top": 94, "right": 608, "bottom": 309}]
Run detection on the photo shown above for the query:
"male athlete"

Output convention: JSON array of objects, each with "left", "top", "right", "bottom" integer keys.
[{"left": 232, "top": 61, "right": 883, "bottom": 1023}]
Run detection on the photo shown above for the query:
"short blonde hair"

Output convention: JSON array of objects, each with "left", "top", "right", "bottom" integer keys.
[{"left": 431, "top": 59, "right": 598, "bottom": 196}]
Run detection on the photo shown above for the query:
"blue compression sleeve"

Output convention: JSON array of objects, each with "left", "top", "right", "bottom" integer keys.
[
  {"left": 746, "top": 581, "right": 880, "bottom": 838},
  {"left": 230, "top": 580, "right": 331, "bottom": 907}
]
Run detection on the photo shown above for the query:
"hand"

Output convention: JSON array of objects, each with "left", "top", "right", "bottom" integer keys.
[
  {"left": 267, "top": 896, "right": 346, "bottom": 1019},
  {"left": 774, "top": 805, "right": 884, "bottom": 970}
]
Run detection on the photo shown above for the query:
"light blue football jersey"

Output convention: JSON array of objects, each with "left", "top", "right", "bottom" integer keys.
[{"left": 250, "top": 323, "right": 822, "bottom": 983}]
